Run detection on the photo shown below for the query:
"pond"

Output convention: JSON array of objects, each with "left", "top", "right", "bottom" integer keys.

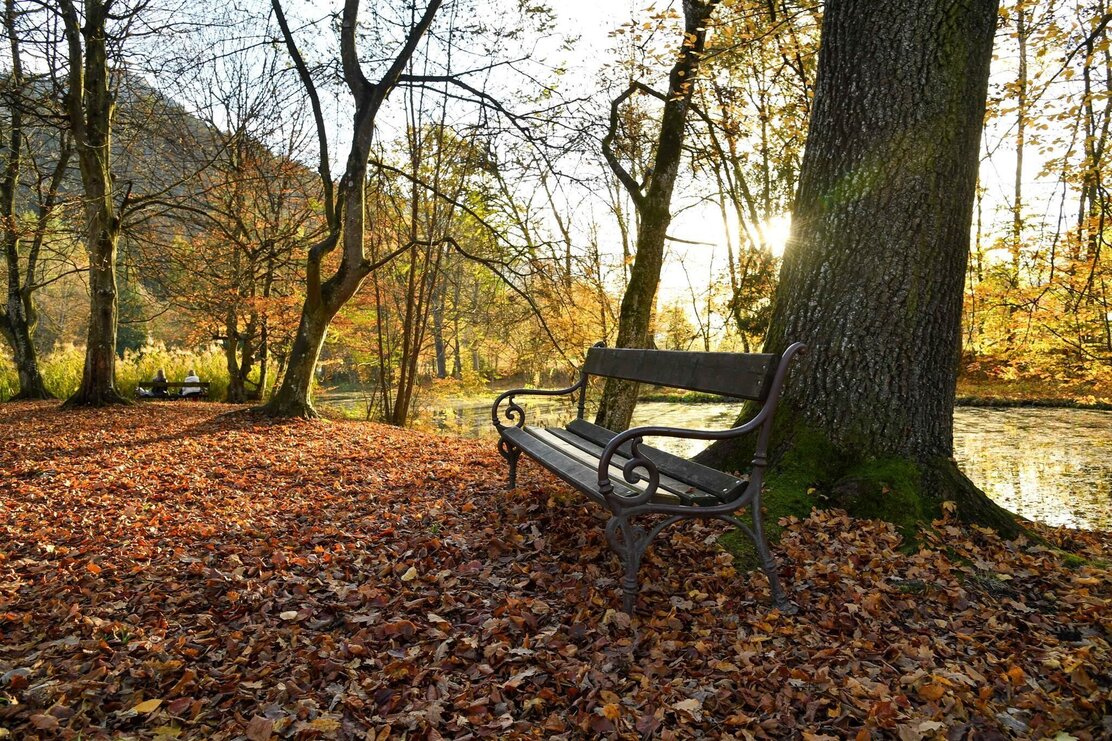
[{"left": 322, "top": 392, "right": 1112, "bottom": 531}]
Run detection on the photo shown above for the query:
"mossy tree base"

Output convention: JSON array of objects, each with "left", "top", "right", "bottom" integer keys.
[{"left": 703, "top": 424, "right": 1023, "bottom": 566}]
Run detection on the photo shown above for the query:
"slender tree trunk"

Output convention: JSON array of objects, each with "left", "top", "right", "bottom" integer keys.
[
  {"left": 432, "top": 285, "right": 448, "bottom": 379},
  {"left": 255, "top": 320, "right": 269, "bottom": 401},
  {"left": 595, "top": 0, "right": 721, "bottom": 431},
  {"left": 224, "top": 315, "right": 247, "bottom": 403},
  {"left": 698, "top": 0, "right": 1019, "bottom": 536},
  {"left": 1, "top": 0, "right": 51, "bottom": 400},
  {"left": 1004, "top": 2, "right": 1029, "bottom": 350},
  {"left": 264, "top": 304, "right": 333, "bottom": 417}
]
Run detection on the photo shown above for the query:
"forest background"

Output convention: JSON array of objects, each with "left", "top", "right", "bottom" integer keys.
[{"left": 1, "top": 0, "right": 1110, "bottom": 424}]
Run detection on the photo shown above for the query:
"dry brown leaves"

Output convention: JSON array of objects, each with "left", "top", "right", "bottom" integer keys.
[{"left": 0, "top": 402, "right": 1108, "bottom": 739}]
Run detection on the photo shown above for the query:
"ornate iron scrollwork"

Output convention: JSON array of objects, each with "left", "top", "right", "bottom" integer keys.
[{"left": 619, "top": 437, "right": 660, "bottom": 504}]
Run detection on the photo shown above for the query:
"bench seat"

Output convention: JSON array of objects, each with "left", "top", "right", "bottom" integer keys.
[
  {"left": 492, "top": 341, "right": 805, "bottom": 614},
  {"left": 504, "top": 422, "right": 744, "bottom": 507}
]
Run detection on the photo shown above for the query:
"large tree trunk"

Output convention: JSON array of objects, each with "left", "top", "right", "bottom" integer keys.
[
  {"left": 595, "top": 0, "right": 721, "bottom": 431},
  {"left": 66, "top": 212, "right": 126, "bottom": 407},
  {"left": 59, "top": 0, "right": 128, "bottom": 408},
  {"left": 698, "top": 0, "right": 1019, "bottom": 536}
]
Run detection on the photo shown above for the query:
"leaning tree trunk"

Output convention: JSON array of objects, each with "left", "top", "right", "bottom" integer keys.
[
  {"left": 264, "top": 301, "right": 334, "bottom": 417},
  {"left": 697, "top": 0, "right": 1019, "bottom": 536},
  {"left": 260, "top": 0, "right": 443, "bottom": 419},
  {"left": 594, "top": 0, "right": 721, "bottom": 431}
]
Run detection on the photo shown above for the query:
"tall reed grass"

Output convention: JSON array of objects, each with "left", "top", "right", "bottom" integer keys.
[{"left": 0, "top": 343, "right": 231, "bottom": 401}]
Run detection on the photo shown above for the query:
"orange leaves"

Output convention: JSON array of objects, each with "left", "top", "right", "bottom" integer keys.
[
  {"left": 917, "top": 682, "right": 947, "bottom": 702},
  {"left": 0, "top": 402, "right": 1109, "bottom": 738}
]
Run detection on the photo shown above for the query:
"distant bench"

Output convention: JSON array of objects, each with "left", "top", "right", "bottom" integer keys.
[
  {"left": 136, "top": 382, "right": 210, "bottom": 400},
  {"left": 491, "top": 342, "right": 805, "bottom": 614}
]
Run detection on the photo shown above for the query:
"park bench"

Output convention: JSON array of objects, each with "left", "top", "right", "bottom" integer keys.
[
  {"left": 491, "top": 342, "right": 806, "bottom": 614},
  {"left": 135, "top": 381, "right": 210, "bottom": 400}
]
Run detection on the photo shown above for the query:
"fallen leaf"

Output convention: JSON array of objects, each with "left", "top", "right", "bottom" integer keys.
[
  {"left": 245, "top": 715, "right": 274, "bottom": 741},
  {"left": 133, "top": 699, "right": 163, "bottom": 714}
]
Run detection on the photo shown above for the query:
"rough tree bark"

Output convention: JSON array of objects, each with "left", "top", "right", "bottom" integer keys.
[
  {"left": 594, "top": 0, "right": 721, "bottom": 431},
  {"left": 262, "top": 0, "right": 442, "bottom": 418},
  {"left": 58, "top": 0, "right": 129, "bottom": 407},
  {"left": 697, "top": 0, "right": 1020, "bottom": 536}
]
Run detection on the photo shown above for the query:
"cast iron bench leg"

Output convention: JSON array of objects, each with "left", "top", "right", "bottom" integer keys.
[
  {"left": 605, "top": 515, "right": 647, "bottom": 613},
  {"left": 750, "top": 499, "right": 795, "bottom": 612},
  {"left": 498, "top": 439, "right": 521, "bottom": 489},
  {"left": 719, "top": 505, "right": 797, "bottom": 614}
]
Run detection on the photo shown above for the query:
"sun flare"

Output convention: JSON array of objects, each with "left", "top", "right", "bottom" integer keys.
[{"left": 761, "top": 214, "right": 793, "bottom": 258}]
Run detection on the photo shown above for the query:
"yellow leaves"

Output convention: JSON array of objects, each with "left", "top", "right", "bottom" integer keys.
[
  {"left": 1071, "top": 575, "right": 1101, "bottom": 586},
  {"left": 672, "top": 697, "right": 703, "bottom": 720},
  {"left": 1006, "top": 665, "right": 1027, "bottom": 685},
  {"left": 306, "top": 717, "right": 341, "bottom": 733},
  {"left": 600, "top": 703, "right": 622, "bottom": 721},
  {"left": 400, "top": 565, "right": 418, "bottom": 582},
  {"left": 131, "top": 698, "right": 163, "bottom": 714}
]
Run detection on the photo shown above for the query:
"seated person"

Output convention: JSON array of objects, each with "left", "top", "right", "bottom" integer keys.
[
  {"left": 139, "top": 368, "right": 169, "bottom": 397},
  {"left": 181, "top": 369, "right": 204, "bottom": 398}
]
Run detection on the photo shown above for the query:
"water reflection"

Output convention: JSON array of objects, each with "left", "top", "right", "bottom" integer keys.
[
  {"left": 323, "top": 392, "right": 1112, "bottom": 530},
  {"left": 952, "top": 408, "right": 1111, "bottom": 530}
]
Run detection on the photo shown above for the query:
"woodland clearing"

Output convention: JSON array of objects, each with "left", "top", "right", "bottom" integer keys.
[{"left": 0, "top": 402, "right": 1108, "bottom": 739}]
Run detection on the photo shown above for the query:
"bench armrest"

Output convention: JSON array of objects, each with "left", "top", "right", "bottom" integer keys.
[
  {"left": 491, "top": 373, "right": 587, "bottom": 431},
  {"left": 597, "top": 342, "right": 806, "bottom": 508},
  {"left": 596, "top": 416, "right": 768, "bottom": 507}
]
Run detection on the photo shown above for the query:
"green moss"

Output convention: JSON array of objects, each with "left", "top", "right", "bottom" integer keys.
[
  {"left": 717, "top": 427, "right": 831, "bottom": 569},
  {"left": 714, "top": 422, "right": 1026, "bottom": 568},
  {"left": 1060, "top": 553, "right": 1087, "bottom": 569},
  {"left": 831, "top": 458, "right": 929, "bottom": 542}
]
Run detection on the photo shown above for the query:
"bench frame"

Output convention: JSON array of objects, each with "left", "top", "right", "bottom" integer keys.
[{"left": 492, "top": 342, "right": 806, "bottom": 614}]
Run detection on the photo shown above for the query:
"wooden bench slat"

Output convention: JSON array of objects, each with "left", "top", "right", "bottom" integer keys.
[
  {"left": 525, "top": 427, "right": 688, "bottom": 505},
  {"left": 583, "top": 347, "right": 774, "bottom": 400},
  {"left": 502, "top": 427, "right": 636, "bottom": 506},
  {"left": 542, "top": 427, "right": 726, "bottom": 506},
  {"left": 565, "top": 419, "right": 745, "bottom": 500}
]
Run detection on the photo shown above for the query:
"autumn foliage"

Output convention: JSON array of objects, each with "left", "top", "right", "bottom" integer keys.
[{"left": 0, "top": 403, "right": 1108, "bottom": 738}]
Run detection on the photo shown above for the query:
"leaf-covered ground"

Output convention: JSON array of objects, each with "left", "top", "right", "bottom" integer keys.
[{"left": 0, "top": 402, "right": 1109, "bottom": 739}]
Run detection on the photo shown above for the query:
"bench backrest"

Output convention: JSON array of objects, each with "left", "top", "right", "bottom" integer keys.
[{"left": 582, "top": 346, "right": 777, "bottom": 401}]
